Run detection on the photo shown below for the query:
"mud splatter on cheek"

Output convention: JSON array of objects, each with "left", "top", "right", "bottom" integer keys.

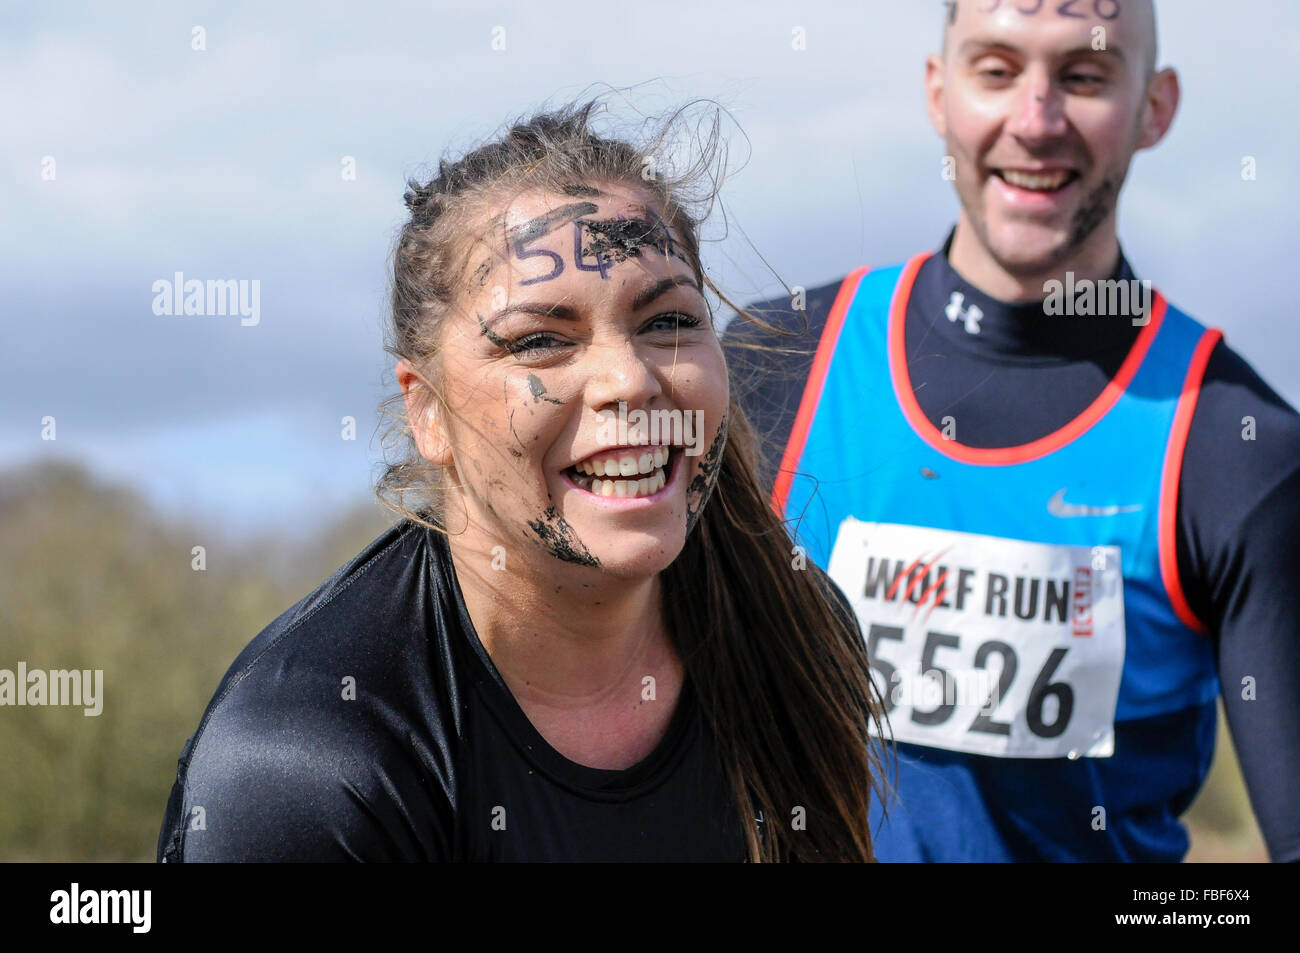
[
  {"left": 527, "top": 505, "right": 600, "bottom": 567},
  {"left": 508, "top": 408, "right": 528, "bottom": 452},
  {"left": 527, "top": 373, "right": 564, "bottom": 405},
  {"left": 684, "top": 416, "right": 727, "bottom": 536}
]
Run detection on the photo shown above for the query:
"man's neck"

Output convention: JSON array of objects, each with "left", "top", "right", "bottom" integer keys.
[{"left": 947, "top": 217, "right": 1123, "bottom": 304}]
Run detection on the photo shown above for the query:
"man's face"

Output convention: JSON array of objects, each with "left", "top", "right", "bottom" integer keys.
[
  {"left": 931, "top": 0, "right": 1161, "bottom": 276},
  {"left": 415, "top": 184, "right": 729, "bottom": 580}
]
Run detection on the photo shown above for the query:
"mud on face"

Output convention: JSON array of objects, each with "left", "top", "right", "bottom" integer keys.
[
  {"left": 685, "top": 416, "right": 727, "bottom": 536},
  {"left": 528, "top": 505, "right": 601, "bottom": 568}
]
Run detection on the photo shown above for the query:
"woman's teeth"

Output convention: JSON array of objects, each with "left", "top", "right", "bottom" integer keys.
[
  {"left": 569, "top": 447, "right": 670, "bottom": 498},
  {"left": 575, "top": 447, "right": 670, "bottom": 477}
]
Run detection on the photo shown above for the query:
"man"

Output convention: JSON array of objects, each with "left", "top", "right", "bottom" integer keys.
[{"left": 726, "top": 0, "right": 1299, "bottom": 861}]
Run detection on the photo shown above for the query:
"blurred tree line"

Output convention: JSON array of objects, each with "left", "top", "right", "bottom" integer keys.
[
  {"left": 0, "top": 458, "right": 1268, "bottom": 861},
  {"left": 0, "top": 458, "right": 396, "bottom": 861}
]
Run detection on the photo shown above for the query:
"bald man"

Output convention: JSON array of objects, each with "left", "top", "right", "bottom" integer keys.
[{"left": 727, "top": 0, "right": 1300, "bottom": 861}]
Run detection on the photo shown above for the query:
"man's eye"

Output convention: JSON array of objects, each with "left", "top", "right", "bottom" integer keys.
[
  {"left": 1065, "top": 73, "right": 1105, "bottom": 88},
  {"left": 644, "top": 312, "right": 704, "bottom": 333},
  {"left": 505, "top": 332, "right": 569, "bottom": 355},
  {"left": 974, "top": 60, "right": 1015, "bottom": 81}
]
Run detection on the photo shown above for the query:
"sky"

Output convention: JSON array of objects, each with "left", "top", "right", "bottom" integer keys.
[{"left": 4, "top": 0, "right": 1297, "bottom": 541}]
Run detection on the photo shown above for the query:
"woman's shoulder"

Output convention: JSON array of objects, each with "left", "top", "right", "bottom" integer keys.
[
  {"left": 209, "top": 518, "right": 445, "bottom": 703},
  {"left": 161, "top": 517, "right": 462, "bottom": 861}
]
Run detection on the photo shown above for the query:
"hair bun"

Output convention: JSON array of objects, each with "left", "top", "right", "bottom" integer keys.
[{"left": 403, "top": 180, "right": 435, "bottom": 215}]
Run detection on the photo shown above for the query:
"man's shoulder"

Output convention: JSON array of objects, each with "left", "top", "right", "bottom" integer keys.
[
  {"left": 1159, "top": 295, "right": 1300, "bottom": 442},
  {"left": 1184, "top": 330, "right": 1300, "bottom": 501},
  {"left": 723, "top": 264, "right": 911, "bottom": 340},
  {"left": 724, "top": 275, "right": 852, "bottom": 339}
]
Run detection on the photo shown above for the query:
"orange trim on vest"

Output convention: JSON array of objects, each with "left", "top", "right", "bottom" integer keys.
[
  {"left": 1158, "top": 328, "right": 1223, "bottom": 636},
  {"left": 888, "top": 254, "right": 1169, "bottom": 466},
  {"left": 770, "top": 266, "right": 872, "bottom": 516}
]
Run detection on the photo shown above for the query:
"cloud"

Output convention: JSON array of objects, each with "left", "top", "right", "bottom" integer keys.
[{"left": 4, "top": 0, "right": 1297, "bottom": 536}]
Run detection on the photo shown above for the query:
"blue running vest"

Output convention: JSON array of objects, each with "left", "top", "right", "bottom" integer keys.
[{"left": 776, "top": 253, "right": 1224, "bottom": 861}]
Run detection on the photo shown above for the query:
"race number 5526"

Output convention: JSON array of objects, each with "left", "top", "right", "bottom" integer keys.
[{"left": 828, "top": 518, "right": 1125, "bottom": 759}]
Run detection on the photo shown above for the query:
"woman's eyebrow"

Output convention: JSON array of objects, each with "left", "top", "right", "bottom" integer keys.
[
  {"left": 632, "top": 275, "right": 702, "bottom": 310},
  {"left": 478, "top": 276, "right": 701, "bottom": 338},
  {"left": 481, "top": 303, "right": 581, "bottom": 333}
]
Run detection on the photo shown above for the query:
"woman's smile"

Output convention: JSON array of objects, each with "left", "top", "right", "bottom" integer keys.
[{"left": 559, "top": 443, "right": 685, "bottom": 507}]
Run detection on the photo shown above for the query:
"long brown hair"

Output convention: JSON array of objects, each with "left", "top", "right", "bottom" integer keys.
[{"left": 375, "top": 97, "right": 887, "bottom": 861}]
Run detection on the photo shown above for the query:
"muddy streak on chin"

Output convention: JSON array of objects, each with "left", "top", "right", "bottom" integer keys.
[
  {"left": 1068, "top": 176, "right": 1119, "bottom": 252},
  {"left": 684, "top": 416, "right": 727, "bottom": 536},
  {"left": 527, "top": 504, "right": 600, "bottom": 567}
]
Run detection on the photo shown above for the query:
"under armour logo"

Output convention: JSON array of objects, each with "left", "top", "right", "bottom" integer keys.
[{"left": 945, "top": 291, "right": 983, "bottom": 334}]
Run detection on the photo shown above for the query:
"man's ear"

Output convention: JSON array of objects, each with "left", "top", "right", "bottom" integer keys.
[
  {"left": 1137, "top": 67, "right": 1180, "bottom": 151},
  {"left": 925, "top": 54, "right": 948, "bottom": 139},
  {"left": 396, "top": 358, "right": 452, "bottom": 466}
]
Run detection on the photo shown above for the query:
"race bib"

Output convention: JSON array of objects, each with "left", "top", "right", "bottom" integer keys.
[{"left": 827, "top": 519, "right": 1125, "bottom": 758}]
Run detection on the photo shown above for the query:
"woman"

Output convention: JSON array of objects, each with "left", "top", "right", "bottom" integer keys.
[{"left": 156, "top": 99, "right": 885, "bottom": 862}]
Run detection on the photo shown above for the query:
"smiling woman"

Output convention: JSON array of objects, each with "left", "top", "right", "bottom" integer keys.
[{"left": 156, "top": 98, "right": 886, "bottom": 863}]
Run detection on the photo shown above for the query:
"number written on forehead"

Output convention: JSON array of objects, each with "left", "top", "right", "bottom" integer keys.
[
  {"left": 977, "top": 0, "right": 1120, "bottom": 19},
  {"left": 509, "top": 208, "right": 690, "bottom": 288}
]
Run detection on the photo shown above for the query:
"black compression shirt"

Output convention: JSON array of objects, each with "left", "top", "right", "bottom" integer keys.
[
  {"left": 725, "top": 232, "right": 1300, "bottom": 862},
  {"left": 156, "top": 518, "right": 747, "bottom": 862}
]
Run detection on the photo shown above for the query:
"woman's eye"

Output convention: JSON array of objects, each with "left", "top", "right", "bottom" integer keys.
[
  {"left": 644, "top": 312, "right": 704, "bottom": 333},
  {"left": 505, "top": 332, "right": 569, "bottom": 355}
]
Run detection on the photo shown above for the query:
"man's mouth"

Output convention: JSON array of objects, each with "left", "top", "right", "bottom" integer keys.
[
  {"left": 564, "top": 445, "right": 677, "bottom": 499},
  {"left": 992, "top": 168, "right": 1079, "bottom": 193}
]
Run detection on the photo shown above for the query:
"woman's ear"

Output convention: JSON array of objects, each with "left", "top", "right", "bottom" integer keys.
[{"left": 396, "top": 358, "right": 452, "bottom": 466}]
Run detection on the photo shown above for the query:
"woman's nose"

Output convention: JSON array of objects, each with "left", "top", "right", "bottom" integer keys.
[{"left": 584, "top": 341, "right": 664, "bottom": 417}]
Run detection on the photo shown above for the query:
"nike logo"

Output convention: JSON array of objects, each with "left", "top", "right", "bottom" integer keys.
[{"left": 1047, "top": 489, "right": 1143, "bottom": 518}]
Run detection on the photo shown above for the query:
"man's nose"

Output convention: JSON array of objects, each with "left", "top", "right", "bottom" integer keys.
[
  {"left": 1006, "top": 68, "right": 1068, "bottom": 142},
  {"left": 584, "top": 341, "right": 664, "bottom": 416}
]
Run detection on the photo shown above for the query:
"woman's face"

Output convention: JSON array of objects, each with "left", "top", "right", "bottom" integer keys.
[{"left": 408, "top": 183, "right": 729, "bottom": 579}]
